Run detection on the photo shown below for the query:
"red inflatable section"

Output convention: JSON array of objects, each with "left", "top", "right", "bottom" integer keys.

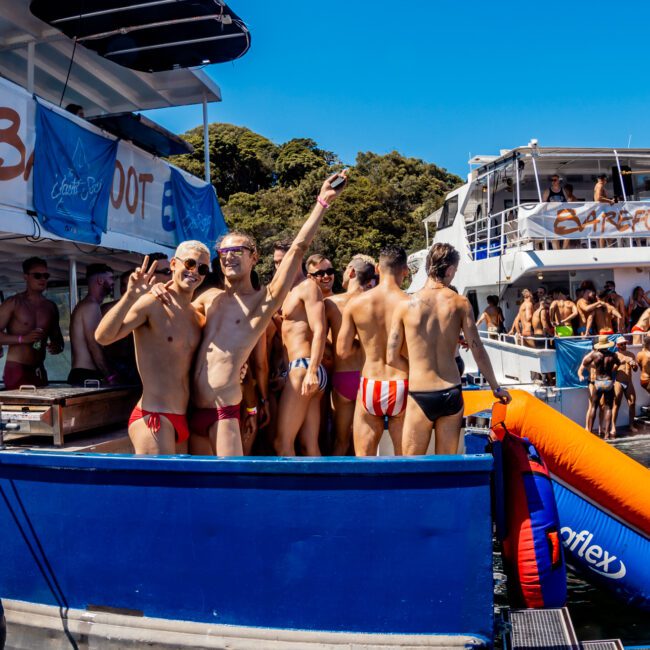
[{"left": 464, "top": 390, "right": 650, "bottom": 535}]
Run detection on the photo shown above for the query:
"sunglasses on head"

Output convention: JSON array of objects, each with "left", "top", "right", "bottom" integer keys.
[
  {"left": 217, "top": 245, "right": 253, "bottom": 258},
  {"left": 309, "top": 269, "right": 335, "bottom": 278},
  {"left": 29, "top": 272, "right": 50, "bottom": 280},
  {"left": 174, "top": 257, "right": 209, "bottom": 276}
]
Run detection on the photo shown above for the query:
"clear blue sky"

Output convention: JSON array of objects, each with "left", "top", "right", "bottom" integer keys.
[{"left": 148, "top": 1, "right": 650, "bottom": 177}]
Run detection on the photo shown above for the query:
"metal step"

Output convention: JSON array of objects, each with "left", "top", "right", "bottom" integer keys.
[
  {"left": 508, "top": 608, "right": 579, "bottom": 649},
  {"left": 580, "top": 642, "right": 624, "bottom": 650}
]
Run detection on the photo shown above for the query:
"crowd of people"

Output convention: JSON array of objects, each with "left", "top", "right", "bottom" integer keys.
[
  {"left": 478, "top": 280, "right": 650, "bottom": 345},
  {"left": 0, "top": 173, "right": 513, "bottom": 457}
]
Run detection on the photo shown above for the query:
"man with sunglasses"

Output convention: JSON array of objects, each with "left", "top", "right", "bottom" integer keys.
[
  {"left": 306, "top": 255, "right": 335, "bottom": 298},
  {"left": 96, "top": 242, "right": 210, "bottom": 454},
  {"left": 0, "top": 257, "right": 64, "bottom": 390},
  {"left": 68, "top": 263, "right": 116, "bottom": 385},
  {"left": 274, "top": 253, "right": 328, "bottom": 456},
  {"left": 186, "top": 172, "right": 347, "bottom": 456}
]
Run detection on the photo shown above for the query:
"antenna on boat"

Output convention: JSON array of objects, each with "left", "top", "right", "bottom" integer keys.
[{"left": 627, "top": 134, "right": 632, "bottom": 148}]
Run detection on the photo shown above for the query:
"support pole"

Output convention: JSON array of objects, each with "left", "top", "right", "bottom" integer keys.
[
  {"left": 69, "top": 258, "right": 78, "bottom": 312},
  {"left": 614, "top": 149, "right": 627, "bottom": 201},
  {"left": 202, "top": 93, "right": 210, "bottom": 184},
  {"left": 27, "top": 41, "right": 35, "bottom": 93},
  {"left": 531, "top": 156, "right": 543, "bottom": 202}
]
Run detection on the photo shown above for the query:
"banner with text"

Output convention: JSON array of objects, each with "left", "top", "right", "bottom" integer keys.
[
  {"left": 0, "top": 76, "right": 219, "bottom": 252},
  {"left": 519, "top": 202, "right": 650, "bottom": 240}
]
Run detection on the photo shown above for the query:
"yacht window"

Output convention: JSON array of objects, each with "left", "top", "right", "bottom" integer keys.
[{"left": 438, "top": 196, "right": 459, "bottom": 230}]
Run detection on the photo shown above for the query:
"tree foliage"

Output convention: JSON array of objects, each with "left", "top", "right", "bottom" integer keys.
[{"left": 170, "top": 123, "right": 461, "bottom": 281}]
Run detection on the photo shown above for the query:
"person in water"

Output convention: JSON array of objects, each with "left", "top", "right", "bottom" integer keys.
[
  {"left": 337, "top": 246, "right": 410, "bottom": 456},
  {"left": 388, "top": 242, "right": 511, "bottom": 455},
  {"left": 159, "top": 172, "right": 347, "bottom": 456},
  {"left": 0, "top": 257, "right": 64, "bottom": 390},
  {"left": 95, "top": 242, "right": 210, "bottom": 454},
  {"left": 578, "top": 335, "right": 620, "bottom": 437}
]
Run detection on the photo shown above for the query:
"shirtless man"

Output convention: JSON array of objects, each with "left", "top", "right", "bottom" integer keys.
[
  {"left": 611, "top": 336, "right": 638, "bottom": 437},
  {"left": 631, "top": 307, "right": 650, "bottom": 345},
  {"left": 532, "top": 296, "right": 554, "bottom": 344},
  {"left": 326, "top": 255, "right": 376, "bottom": 455},
  {"left": 179, "top": 172, "right": 346, "bottom": 456},
  {"left": 594, "top": 175, "right": 615, "bottom": 205},
  {"left": 274, "top": 260, "right": 328, "bottom": 456},
  {"left": 605, "top": 281, "right": 627, "bottom": 331},
  {"left": 95, "top": 243, "right": 209, "bottom": 454},
  {"left": 0, "top": 257, "right": 64, "bottom": 389},
  {"left": 306, "top": 254, "right": 335, "bottom": 299},
  {"left": 68, "top": 264, "right": 115, "bottom": 385},
  {"left": 549, "top": 288, "right": 578, "bottom": 336},
  {"left": 508, "top": 289, "right": 535, "bottom": 347},
  {"left": 476, "top": 295, "right": 504, "bottom": 339},
  {"left": 576, "top": 289, "right": 602, "bottom": 337},
  {"left": 388, "top": 243, "right": 511, "bottom": 455},
  {"left": 637, "top": 334, "right": 650, "bottom": 397},
  {"left": 337, "top": 246, "right": 410, "bottom": 455},
  {"left": 578, "top": 335, "right": 620, "bottom": 436},
  {"left": 593, "top": 290, "right": 622, "bottom": 334}
]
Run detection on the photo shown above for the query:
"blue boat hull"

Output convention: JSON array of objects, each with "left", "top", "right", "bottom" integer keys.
[{"left": 0, "top": 453, "right": 494, "bottom": 643}]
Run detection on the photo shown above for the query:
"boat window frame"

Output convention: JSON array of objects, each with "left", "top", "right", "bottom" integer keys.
[{"left": 437, "top": 195, "right": 459, "bottom": 231}]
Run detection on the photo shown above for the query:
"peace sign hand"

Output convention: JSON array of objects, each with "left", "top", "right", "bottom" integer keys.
[{"left": 126, "top": 255, "right": 159, "bottom": 299}]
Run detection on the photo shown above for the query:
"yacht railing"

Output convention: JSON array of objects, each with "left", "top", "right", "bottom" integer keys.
[
  {"left": 466, "top": 205, "right": 648, "bottom": 260},
  {"left": 478, "top": 330, "right": 637, "bottom": 349}
]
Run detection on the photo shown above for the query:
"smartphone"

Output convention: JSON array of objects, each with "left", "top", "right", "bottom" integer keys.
[{"left": 330, "top": 169, "right": 348, "bottom": 190}]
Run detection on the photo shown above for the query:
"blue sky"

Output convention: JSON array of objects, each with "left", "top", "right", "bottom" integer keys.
[{"left": 148, "top": 1, "right": 650, "bottom": 177}]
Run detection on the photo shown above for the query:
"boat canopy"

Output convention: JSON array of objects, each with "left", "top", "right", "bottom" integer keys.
[
  {"left": 88, "top": 112, "right": 194, "bottom": 158},
  {"left": 29, "top": 0, "right": 250, "bottom": 73},
  {"left": 0, "top": 0, "right": 222, "bottom": 116}
]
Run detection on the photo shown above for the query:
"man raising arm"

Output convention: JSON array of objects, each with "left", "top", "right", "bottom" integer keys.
[{"left": 185, "top": 172, "right": 348, "bottom": 456}]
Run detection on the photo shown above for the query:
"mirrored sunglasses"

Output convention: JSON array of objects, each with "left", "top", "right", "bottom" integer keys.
[
  {"left": 175, "top": 257, "right": 209, "bottom": 276},
  {"left": 217, "top": 246, "right": 254, "bottom": 258}
]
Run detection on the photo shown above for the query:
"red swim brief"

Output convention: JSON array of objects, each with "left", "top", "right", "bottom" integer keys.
[
  {"left": 2, "top": 361, "right": 47, "bottom": 391},
  {"left": 632, "top": 325, "right": 646, "bottom": 333},
  {"left": 128, "top": 406, "right": 190, "bottom": 444},
  {"left": 189, "top": 404, "right": 241, "bottom": 437}
]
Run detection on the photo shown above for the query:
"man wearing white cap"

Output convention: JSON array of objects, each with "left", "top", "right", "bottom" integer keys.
[
  {"left": 578, "top": 334, "right": 620, "bottom": 437},
  {"left": 612, "top": 336, "right": 638, "bottom": 437}
]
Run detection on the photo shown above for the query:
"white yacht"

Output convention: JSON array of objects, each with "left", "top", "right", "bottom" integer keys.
[{"left": 409, "top": 143, "right": 650, "bottom": 429}]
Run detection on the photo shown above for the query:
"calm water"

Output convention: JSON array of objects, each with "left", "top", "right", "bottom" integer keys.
[{"left": 496, "top": 435, "right": 650, "bottom": 646}]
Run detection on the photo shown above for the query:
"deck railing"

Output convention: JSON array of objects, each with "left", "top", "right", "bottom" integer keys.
[
  {"left": 478, "top": 330, "right": 637, "bottom": 350},
  {"left": 466, "top": 204, "right": 649, "bottom": 260}
]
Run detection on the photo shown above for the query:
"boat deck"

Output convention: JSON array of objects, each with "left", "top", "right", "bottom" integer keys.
[{"left": 0, "top": 426, "right": 132, "bottom": 454}]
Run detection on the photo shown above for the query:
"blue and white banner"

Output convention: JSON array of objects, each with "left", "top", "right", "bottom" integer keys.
[
  {"left": 33, "top": 103, "right": 118, "bottom": 244},
  {"left": 169, "top": 167, "right": 227, "bottom": 252}
]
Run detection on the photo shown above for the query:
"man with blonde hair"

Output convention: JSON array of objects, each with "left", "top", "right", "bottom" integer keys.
[{"left": 96, "top": 240, "right": 210, "bottom": 454}]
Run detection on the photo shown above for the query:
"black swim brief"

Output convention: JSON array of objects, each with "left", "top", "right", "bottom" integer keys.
[{"left": 409, "top": 384, "right": 464, "bottom": 423}]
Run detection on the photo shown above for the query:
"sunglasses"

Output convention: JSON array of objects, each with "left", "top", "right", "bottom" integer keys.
[
  {"left": 28, "top": 272, "right": 50, "bottom": 280},
  {"left": 217, "top": 245, "right": 254, "bottom": 258},
  {"left": 154, "top": 268, "right": 172, "bottom": 276},
  {"left": 174, "top": 257, "right": 209, "bottom": 276},
  {"left": 309, "top": 269, "right": 335, "bottom": 278}
]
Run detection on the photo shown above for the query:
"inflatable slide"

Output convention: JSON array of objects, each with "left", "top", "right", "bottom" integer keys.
[{"left": 464, "top": 390, "right": 650, "bottom": 611}]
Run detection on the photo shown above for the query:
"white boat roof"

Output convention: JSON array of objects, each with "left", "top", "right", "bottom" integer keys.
[
  {"left": 474, "top": 145, "right": 650, "bottom": 173},
  {"left": 0, "top": 0, "right": 222, "bottom": 117}
]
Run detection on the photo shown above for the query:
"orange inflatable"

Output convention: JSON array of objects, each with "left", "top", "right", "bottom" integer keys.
[{"left": 464, "top": 390, "right": 650, "bottom": 535}]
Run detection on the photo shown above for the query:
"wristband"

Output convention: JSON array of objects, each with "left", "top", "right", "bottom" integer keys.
[
  {"left": 317, "top": 196, "right": 329, "bottom": 209},
  {"left": 18, "top": 335, "right": 23, "bottom": 344},
  {"left": 246, "top": 406, "right": 258, "bottom": 416}
]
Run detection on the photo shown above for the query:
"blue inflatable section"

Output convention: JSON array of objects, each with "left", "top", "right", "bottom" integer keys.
[{"left": 553, "top": 481, "right": 650, "bottom": 610}]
